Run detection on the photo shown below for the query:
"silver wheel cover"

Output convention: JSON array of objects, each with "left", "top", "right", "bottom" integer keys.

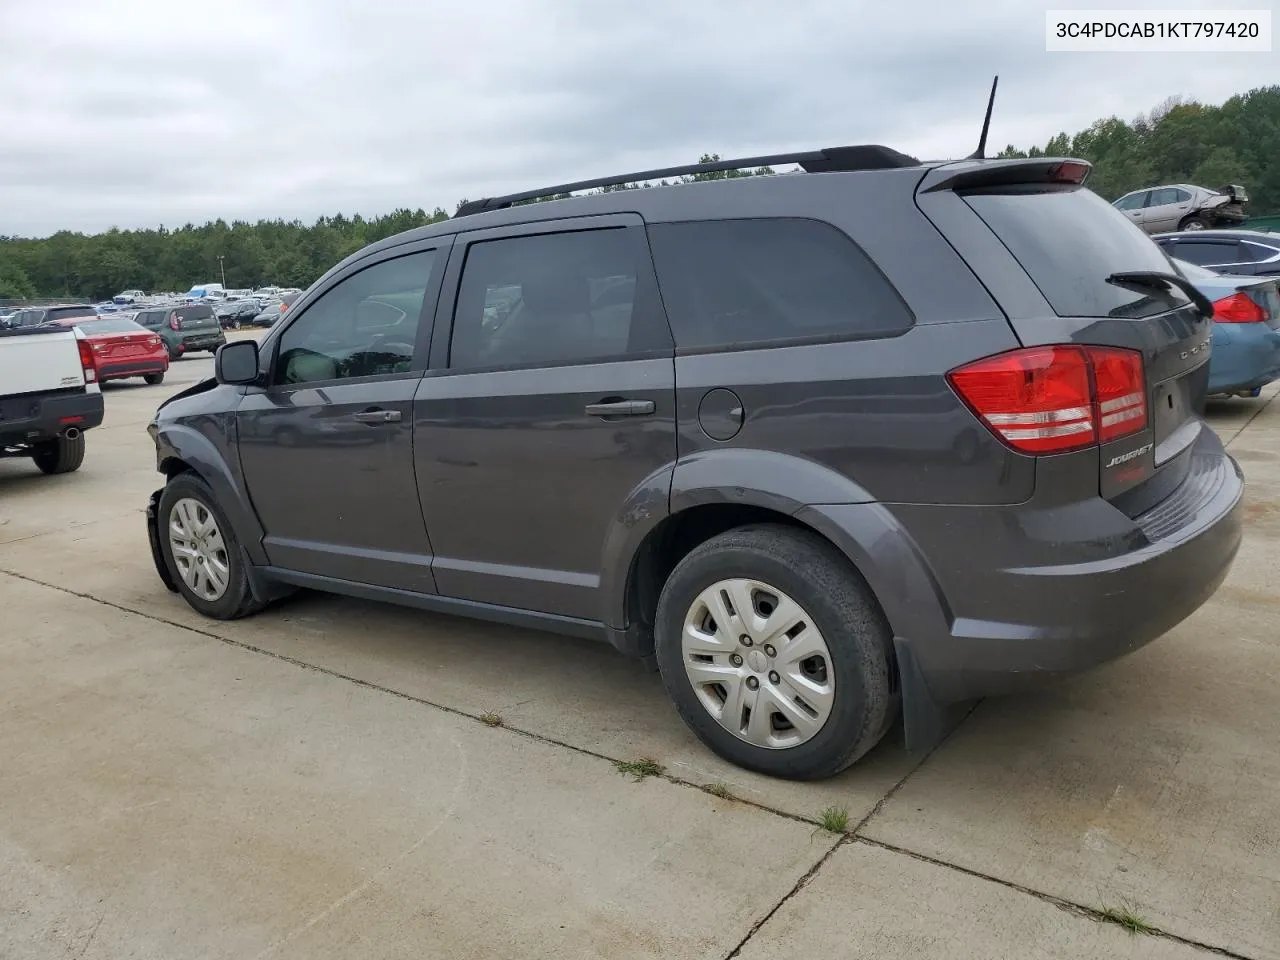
[
  {"left": 681, "top": 578, "right": 836, "bottom": 749},
  {"left": 168, "top": 497, "right": 231, "bottom": 602}
]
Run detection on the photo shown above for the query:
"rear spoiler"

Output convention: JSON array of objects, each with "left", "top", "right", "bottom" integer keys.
[
  {"left": 918, "top": 157, "right": 1092, "bottom": 193},
  {"left": 1219, "top": 184, "right": 1249, "bottom": 203}
]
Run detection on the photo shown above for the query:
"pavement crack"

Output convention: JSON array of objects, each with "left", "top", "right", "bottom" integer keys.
[
  {"left": 721, "top": 833, "right": 846, "bottom": 960},
  {"left": 854, "top": 837, "right": 1261, "bottom": 960}
]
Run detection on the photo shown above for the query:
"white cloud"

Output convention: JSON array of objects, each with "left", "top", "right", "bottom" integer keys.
[{"left": 0, "top": 0, "right": 1274, "bottom": 236}]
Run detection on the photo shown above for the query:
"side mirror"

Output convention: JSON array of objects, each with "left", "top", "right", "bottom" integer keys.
[{"left": 215, "top": 340, "right": 260, "bottom": 385}]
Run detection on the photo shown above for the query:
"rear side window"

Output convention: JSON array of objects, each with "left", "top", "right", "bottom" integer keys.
[
  {"left": 964, "top": 187, "right": 1191, "bottom": 318},
  {"left": 646, "top": 218, "right": 913, "bottom": 350}
]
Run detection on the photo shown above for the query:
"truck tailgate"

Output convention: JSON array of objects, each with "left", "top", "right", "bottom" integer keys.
[{"left": 0, "top": 328, "right": 86, "bottom": 396}]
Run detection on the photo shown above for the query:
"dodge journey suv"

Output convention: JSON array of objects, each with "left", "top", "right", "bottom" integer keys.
[{"left": 145, "top": 146, "right": 1243, "bottom": 780}]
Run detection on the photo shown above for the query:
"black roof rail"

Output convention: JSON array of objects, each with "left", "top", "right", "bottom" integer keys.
[{"left": 453, "top": 144, "right": 921, "bottom": 217}]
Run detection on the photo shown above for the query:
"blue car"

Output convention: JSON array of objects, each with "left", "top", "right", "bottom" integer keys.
[{"left": 1173, "top": 258, "right": 1280, "bottom": 397}]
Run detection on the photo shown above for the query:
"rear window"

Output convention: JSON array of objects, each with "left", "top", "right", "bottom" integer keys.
[
  {"left": 175, "top": 305, "right": 214, "bottom": 320},
  {"left": 79, "top": 317, "right": 145, "bottom": 334},
  {"left": 45, "top": 306, "right": 96, "bottom": 322},
  {"left": 646, "top": 218, "right": 913, "bottom": 350},
  {"left": 963, "top": 187, "right": 1191, "bottom": 318}
]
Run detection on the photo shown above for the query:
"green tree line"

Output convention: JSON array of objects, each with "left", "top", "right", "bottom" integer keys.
[
  {"left": 997, "top": 85, "right": 1279, "bottom": 213},
  {"left": 2, "top": 83, "right": 1276, "bottom": 301}
]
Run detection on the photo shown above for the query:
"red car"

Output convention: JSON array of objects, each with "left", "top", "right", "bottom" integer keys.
[{"left": 51, "top": 316, "right": 169, "bottom": 384}]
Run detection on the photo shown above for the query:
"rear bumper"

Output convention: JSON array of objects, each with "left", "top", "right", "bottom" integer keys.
[
  {"left": 811, "top": 426, "right": 1243, "bottom": 703},
  {"left": 99, "top": 358, "right": 168, "bottom": 380},
  {"left": 1208, "top": 321, "right": 1280, "bottom": 394},
  {"left": 0, "top": 389, "right": 104, "bottom": 447},
  {"left": 179, "top": 333, "right": 226, "bottom": 351}
]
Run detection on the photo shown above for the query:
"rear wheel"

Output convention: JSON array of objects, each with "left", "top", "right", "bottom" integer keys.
[
  {"left": 1179, "top": 215, "right": 1210, "bottom": 231},
  {"left": 31, "top": 433, "right": 86, "bottom": 475},
  {"left": 144, "top": 372, "right": 165, "bottom": 385},
  {"left": 654, "top": 525, "right": 893, "bottom": 780},
  {"left": 158, "top": 473, "right": 265, "bottom": 620}
]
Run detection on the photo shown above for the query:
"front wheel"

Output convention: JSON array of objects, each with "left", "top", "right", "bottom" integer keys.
[
  {"left": 654, "top": 525, "right": 894, "bottom": 780},
  {"left": 157, "top": 473, "right": 265, "bottom": 620}
]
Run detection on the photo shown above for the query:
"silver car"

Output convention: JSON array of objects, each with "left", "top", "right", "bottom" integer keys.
[{"left": 1113, "top": 183, "right": 1248, "bottom": 234}]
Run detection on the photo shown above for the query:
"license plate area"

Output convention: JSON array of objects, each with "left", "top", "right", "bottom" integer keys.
[{"left": 1153, "top": 363, "right": 1207, "bottom": 464}]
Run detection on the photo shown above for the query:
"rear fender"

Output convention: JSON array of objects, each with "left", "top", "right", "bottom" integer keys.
[{"left": 599, "top": 447, "right": 881, "bottom": 631}]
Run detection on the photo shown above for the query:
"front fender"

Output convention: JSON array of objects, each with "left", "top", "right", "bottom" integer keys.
[{"left": 154, "top": 421, "right": 268, "bottom": 565}]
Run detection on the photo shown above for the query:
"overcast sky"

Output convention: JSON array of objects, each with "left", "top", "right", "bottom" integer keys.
[{"left": 1, "top": 0, "right": 1273, "bottom": 237}]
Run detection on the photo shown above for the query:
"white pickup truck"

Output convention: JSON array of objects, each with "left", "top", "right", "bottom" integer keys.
[{"left": 0, "top": 325, "right": 104, "bottom": 474}]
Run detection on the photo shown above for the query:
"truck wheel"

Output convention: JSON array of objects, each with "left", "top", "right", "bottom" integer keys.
[
  {"left": 31, "top": 432, "right": 86, "bottom": 475},
  {"left": 654, "top": 524, "right": 894, "bottom": 781},
  {"left": 158, "top": 473, "right": 266, "bottom": 620},
  {"left": 144, "top": 372, "right": 165, "bottom": 385},
  {"left": 1179, "top": 215, "right": 1210, "bottom": 231}
]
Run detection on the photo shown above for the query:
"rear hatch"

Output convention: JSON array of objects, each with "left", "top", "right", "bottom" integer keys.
[
  {"left": 920, "top": 161, "right": 1214, "bottom": 514},
  {"left": 172, "top": 305, "right": 219, "bottom": 335}
]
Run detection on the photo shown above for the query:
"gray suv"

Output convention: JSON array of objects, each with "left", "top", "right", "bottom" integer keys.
[{"left": 145, "top": 147, "right": 1243, "bottom": 780}]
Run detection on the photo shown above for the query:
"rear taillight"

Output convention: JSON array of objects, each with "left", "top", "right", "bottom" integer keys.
[
  {"left": 1213, "top": 292, "right": 1267, "bottom": 323},
  {"left": 948, "top": 345, "right": 1147, "bottom": 455},
  {"left": 76, "top": 338, "right": 98, "bottom": 383},
  {"left": 169, "top": 315, "right": 180, "bottom": 330},
  {"left": 1089, "top": 347, "right": 1147, "bottom": 443}
]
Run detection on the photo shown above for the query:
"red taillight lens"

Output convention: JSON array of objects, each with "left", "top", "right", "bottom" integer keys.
[
  {"left": 1213, "top": 292, "right": 1266, "bottom": 323},
  {"left": 76, "top": 338, "right": 97, "bottom": 383},
  {"left": 169, "top": 315, "right": 180, "bottom": 330},
  {"left": 948, "top": 345, "right": 1147, "bottom": 454},
  {"left": 1089, "top": 347, "right": 1147, "bottom": 443}
]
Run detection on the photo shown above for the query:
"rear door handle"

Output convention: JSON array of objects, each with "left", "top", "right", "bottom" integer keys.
[
  {"left": 351, "top": 408, "right": 401, "bottom": 424},
  {"left": 584, "top": 399, "right": 656, "bottom": 418}
]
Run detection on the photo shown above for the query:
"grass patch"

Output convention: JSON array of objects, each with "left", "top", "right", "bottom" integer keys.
[
  {"left": 705, "top": 782, "right": 734, "bottom": 800},
  {"left": 815, "top": 805, "right": 850, "bottom": 834},
  {"left": 1099, "top": 902, "right": 1156, "bottom": 935},
  {"left": 478, "top": 712, "right": 503, "bottom": 727},
  {"left": 614, "top": 757, "right": 664, "bottom": 781}
]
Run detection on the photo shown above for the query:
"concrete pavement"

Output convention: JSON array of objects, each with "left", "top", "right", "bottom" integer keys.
[{"left": 1, "top": 350, "right": 1277, "bottom": 959}]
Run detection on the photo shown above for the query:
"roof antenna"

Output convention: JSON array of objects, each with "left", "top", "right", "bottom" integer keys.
[{"left": 967, "top": 75, "right": 999, "bottom": 160}]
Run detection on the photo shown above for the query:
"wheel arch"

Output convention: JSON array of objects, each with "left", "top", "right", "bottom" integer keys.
[{"left": 154, "top": 423, "right": 267, "bottom": 565}]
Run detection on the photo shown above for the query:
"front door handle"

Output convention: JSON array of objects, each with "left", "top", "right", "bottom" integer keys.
[
  {"left": 584, "top": 399, "right": 656, "bottom": 418},
  {"left": 351, "top": 408, "right": 401, "bottom": 424}
]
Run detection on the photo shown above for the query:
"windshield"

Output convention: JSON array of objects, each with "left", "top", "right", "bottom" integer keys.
[{"left": 963, "top": 186, "right": 1191, "bottom": 319}]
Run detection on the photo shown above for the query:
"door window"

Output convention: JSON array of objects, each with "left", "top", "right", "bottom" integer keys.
[
  {"left": 1113, "top": 193, "right": 1145, "bottom": 211},
  {"left": 1171, "top": 241, "right": 1234, "bottom": 266},
  {"left": 274, "top": 250, "right": 437, "bottom": 385},
  {"left": 1170, "top": 187, "right": 1193, "bottom": 203},
  {"left": 1148, "top": 188, "right": 1179, "bottom": 206},
  {"left": 448, "top": 227, "right": 669, "bottom": 370}
]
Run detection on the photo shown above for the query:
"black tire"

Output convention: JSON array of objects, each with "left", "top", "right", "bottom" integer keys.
[
  {"left": 157, "top": 472, "right": 266, "bottom": 620},
  {"left": 1179, "top": 214, "right": 1210, "bottom": 231},
  {"left": 31, "top": 432, "right": 86, "bottom": 475},
  {"left": 654, "top": 524, "right": 893, "bottom": 780},
  {"left": 144, "top": 372, "right": 165, "bottom": 385}
]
